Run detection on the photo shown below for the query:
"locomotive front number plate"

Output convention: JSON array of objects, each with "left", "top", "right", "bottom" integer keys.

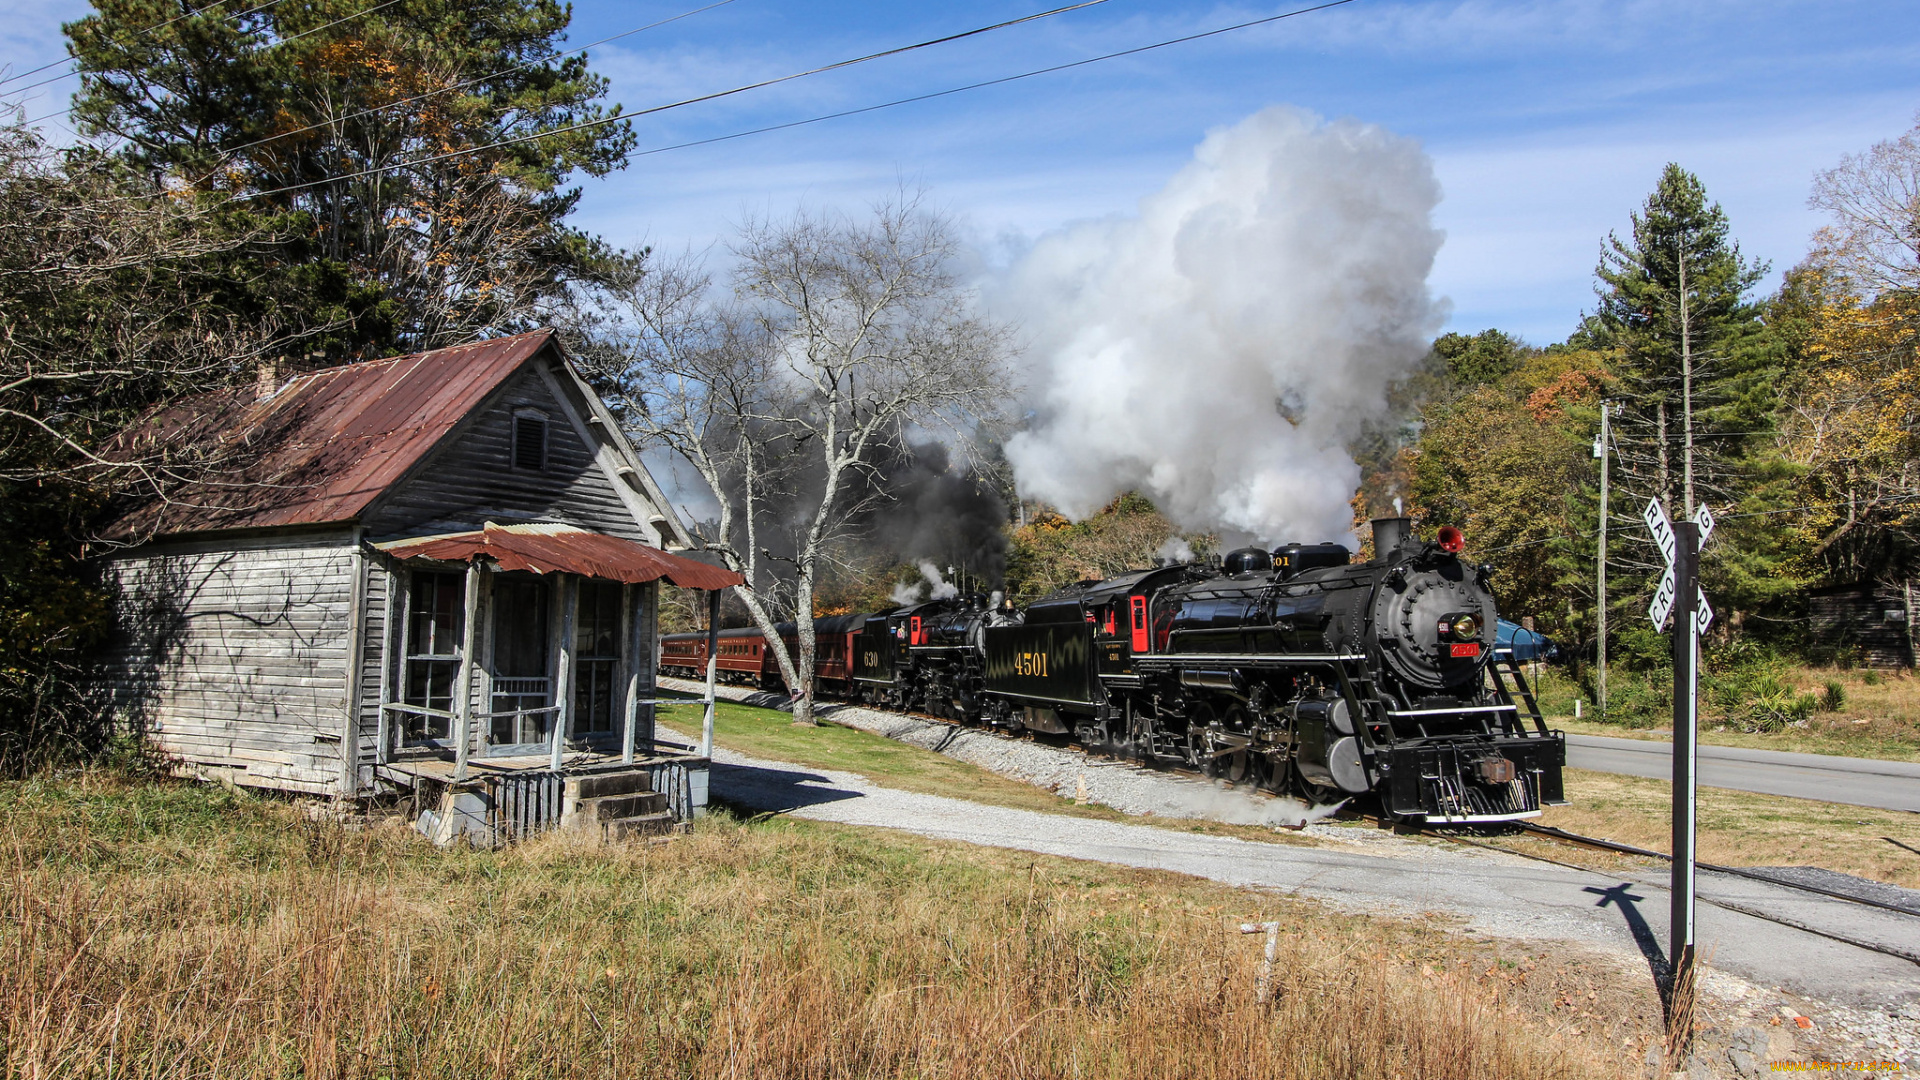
[{"left": 1450, "top": 643, "right": 1480, "bottom": 657}]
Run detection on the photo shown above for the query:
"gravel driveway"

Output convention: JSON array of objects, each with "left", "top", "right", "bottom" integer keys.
[{"left": 659, "top": 678, "right": 1919, "bottom": 1062}]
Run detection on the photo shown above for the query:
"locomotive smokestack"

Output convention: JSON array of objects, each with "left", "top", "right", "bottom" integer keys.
[{"left": 1369, "top": 517, "right": 1412, "bottom": 564}]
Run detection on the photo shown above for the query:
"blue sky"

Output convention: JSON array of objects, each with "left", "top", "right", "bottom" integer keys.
[{"left": 2, "top": 0, "right": 1917, "bottom": 344}]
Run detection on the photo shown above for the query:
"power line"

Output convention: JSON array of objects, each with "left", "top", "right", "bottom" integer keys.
[
  {"left": 2, "top": 0, "right": 290, "bottom": 99},
  {"left": 1473, "top": 491, "right": 1920, "bottom": 558},
  {"left": 622, "top": 0, "right": 1359, "bottom": 162},
  {"left": 226, "top": 0, "right": 1352, "bottom": 206},
  {"left": 218, "top": 0, "right": 1126, "bottom": 202},
  {"left": 24, "top": 0, "right": 404, "bottom": 129},
  {"left": 206, "top": 0, "right": 737, "bottom": 167}
]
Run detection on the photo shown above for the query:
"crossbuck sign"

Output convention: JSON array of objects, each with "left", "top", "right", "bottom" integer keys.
[
  {"left": 1645, "top": 495, "right": 1716, "bottom": 1053},
  {"left": 1645, "top": 499, "right": 1714, "bottom": 633}
]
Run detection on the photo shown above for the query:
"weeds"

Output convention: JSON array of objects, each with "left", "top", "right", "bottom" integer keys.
[{"left": 2, "top": 772, "right": 1622, "bottom": 1079}]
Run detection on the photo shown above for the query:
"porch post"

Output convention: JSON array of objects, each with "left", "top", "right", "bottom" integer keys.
[
  {"left": 620, "top": 582, "right": 638, "bottom": 764},
  {"left": 702, "top": 587, "right": 719, "bottom": 759},
  {"left": 551, "top": 574, "right": 576, "bottom": 772},
  {"left": 374, "top": 562, "right": 402, "bottom": 765},
  {"left": 452, "top": 558, "right": 483, "bottom": 782}
]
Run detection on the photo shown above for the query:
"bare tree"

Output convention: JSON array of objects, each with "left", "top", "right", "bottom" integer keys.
[
  {"left": 0, "top": 120, "right": 314, "bottom": 506},
  {"left": 1809, "top": 116, "right": 1920, "bottom": 298},
  {"left": 589, "top": 196, "right": 1015, "bottom": 725},
  {"left": 579, "top": 253, "right": 817, "bottom": 697}
]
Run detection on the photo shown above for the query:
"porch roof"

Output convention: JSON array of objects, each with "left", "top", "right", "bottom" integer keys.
[{"left": 376, "top": 522, "right": 743, "bottom": 590}]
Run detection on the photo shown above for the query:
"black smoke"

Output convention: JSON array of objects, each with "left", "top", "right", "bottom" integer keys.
[{"left": 856, "top": 441, "right": 1009, "bottom": 590}]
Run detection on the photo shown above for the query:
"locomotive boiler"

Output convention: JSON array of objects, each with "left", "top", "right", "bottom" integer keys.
[
  {"left": 974, "top": 518, "right": 1564, "bottom": 821},
  {"left": 660, "top": 517, "right": 1566, "bottom": 824}
]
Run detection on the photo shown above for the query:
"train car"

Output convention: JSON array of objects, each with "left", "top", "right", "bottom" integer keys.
[
  {"left": 978, "top": 518, "right": 1565, "bottom": 824},
  {"left": 662, "top": 614, "right": 868, "bottom": 695},
  {"left": 658, "top": 626, "right": 781, "bottom": 687},
  {"left": 658, "top": 518, "right": 1563, "bottom": 825}
]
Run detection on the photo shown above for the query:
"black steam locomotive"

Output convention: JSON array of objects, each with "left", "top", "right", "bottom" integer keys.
[{"left": 662, "top": 517, "right": 1565, "bottom": 823}]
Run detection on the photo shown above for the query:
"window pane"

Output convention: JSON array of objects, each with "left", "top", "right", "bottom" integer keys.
[
  {"left": 492, "top": 577, "right": 550, "bottom": 677},
  {"left": 409, "top": 572, "right": 463, "bottom": 658},
  {"left": 576, "top": 581, "right": 621, "bottom": 658}
]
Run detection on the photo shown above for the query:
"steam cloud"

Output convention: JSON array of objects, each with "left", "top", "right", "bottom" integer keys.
[
  {"left": 994, "top": 107, "right": 1447, "bottom": 544},
  {"left": 891, "top": 560, "right": 961, "bottom": 606}
]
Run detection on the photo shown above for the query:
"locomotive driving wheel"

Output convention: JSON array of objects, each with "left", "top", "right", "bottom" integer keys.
[
  {"left": 1183, "top": 703, "right": 1216, "bottom": 770},
  {"left": 1210, "top": 705, "right": 1254, "bottom": 786}
]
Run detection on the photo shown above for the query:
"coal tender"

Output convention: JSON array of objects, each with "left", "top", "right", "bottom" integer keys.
[{"left": 977, "top": 517, "right": 1566, "bottom": 823}]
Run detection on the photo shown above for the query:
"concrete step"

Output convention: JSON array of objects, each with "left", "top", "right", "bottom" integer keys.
[
  {"left": 576, "top": 791, "right": 667, "bottom": 821},
  {"left": 604, "top": 812, "right": 681, "bottom": 841},
  {"left": 568, "top": 769, "right": 654, "bottom": 800}
]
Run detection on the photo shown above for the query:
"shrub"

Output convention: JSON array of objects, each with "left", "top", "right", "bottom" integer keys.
[{"left": 1821, "top": 680, "right": 1846, "bottom": 713}]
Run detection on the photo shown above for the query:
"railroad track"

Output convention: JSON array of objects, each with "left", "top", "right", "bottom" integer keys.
[
  {"left": 670, "top": 681, "right": 1920, "bottom": 965},
  {"left": 1432, "top": 823, "right": 1920, "bottom": 966}
]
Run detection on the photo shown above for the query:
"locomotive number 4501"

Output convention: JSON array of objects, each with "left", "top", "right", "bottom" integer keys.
[{"left": 1014, "top": 651, "right": 1050, "bottom": 677}]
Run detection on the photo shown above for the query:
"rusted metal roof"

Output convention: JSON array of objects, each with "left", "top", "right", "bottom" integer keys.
[
  {"left": 376, "top": 523, "right": 743, "bottom": 590},
  {"left": 104, "top": 330, "right": 557, "bottom": 540}
]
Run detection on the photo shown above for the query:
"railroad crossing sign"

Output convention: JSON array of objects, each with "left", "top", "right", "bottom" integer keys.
[
  {"left": 1645, "top": 500, "right": 1714, "bottom": 632},
  {"left": 1643, "top": 498, "right": 1676, "bottom": 567},
  {"left": 1643, "top": 497, "right": 1717, "bottom": 1053}
]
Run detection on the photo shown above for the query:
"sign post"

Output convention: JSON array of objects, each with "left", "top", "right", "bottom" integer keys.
[
  {"left": 1668, "top": 517, "right": 1698, "bottom": 1058},
  {"left": 1646, "top": 499, "right": 1713, "bottom": 1063}
]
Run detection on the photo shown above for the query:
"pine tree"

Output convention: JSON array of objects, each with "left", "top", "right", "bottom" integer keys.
[
  {"left": 65, "top": 0, "right": 635, "bottom": 350},
  {"left": 1577, "top": 164, "right": 1803, "bottom": 635}
]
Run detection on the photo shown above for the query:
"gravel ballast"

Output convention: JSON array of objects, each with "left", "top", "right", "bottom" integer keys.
[{"left": 657, "top": 676, "right": 1919, "bottom": 1060}]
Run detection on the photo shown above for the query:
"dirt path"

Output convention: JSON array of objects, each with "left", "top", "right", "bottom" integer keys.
[{"left": 658, "top": 679, "right": 1919, "bottom": 1066}]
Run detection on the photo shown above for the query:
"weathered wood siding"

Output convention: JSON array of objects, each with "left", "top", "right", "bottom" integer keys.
[
  {"left": 363, "top": 364, "right": 655, "bottom": 542},
  {"left": 1809, "top": 580, "right": 1916, "bottom": 669},
  {"left": 98, "top": 532, "right": 361, "bottom": 794}
]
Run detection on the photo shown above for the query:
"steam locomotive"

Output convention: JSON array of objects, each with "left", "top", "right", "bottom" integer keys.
[{"left": 660, "top": 517, "right": 1565, "bottom": 823}]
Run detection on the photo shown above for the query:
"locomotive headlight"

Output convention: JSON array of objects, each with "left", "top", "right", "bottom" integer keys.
[{"left": 1452, "top": 614, "right": 1479, "bottom": 641}]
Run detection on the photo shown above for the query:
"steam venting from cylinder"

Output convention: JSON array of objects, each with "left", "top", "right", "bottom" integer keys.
[{"left": 991, "top": 106, "right": 1446, "bottom": 544}]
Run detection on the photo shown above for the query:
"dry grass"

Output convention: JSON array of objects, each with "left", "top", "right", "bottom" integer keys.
[
  {"left": 1533, "top": 667, "right": 1920, "bottom": 762},
  {"left": 0, "top": 771, "right": 1639, "bottom": 1079},
  {"left": 1531, "top": 768, "right": 1920, "bottom": 888}
]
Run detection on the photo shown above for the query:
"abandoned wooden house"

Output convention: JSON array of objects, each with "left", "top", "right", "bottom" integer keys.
[{"left": 93, "top": 329, "right": 742, "bottom": 844}]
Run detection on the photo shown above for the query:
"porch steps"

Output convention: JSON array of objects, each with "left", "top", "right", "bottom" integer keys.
[{"left": 563, "top": 769, "right": 685, "bottom": 841}]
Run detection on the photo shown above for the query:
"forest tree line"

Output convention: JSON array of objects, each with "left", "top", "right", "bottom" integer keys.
[{"left": 2, "top": 0, "right": 1917, "bottom": 758}]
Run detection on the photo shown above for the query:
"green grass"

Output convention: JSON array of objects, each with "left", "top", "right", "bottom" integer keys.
[{"left": 652, "top": 692, "right": 1140, "bottom": 821}]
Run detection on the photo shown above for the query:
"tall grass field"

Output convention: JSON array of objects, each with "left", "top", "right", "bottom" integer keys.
[{"left": 2, "top": 772, "right": 1633, "bottom": 1079}]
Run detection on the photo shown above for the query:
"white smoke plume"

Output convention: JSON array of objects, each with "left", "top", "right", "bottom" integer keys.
[
  {"left": 994, "top": 106, "right": 1447, "bottom": 544},
  {"left": 891, "top": 560, "right": 961, "bottom": 606},
  {"left": 918, "top": 560, "right": 960, "bottom": 600},
  {"left": 1155, "top": 535, "right": 1196, "bottom": 564}
]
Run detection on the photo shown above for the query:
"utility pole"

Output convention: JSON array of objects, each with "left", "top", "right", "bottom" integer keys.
[{"left": 1596, "top": 401, "right": 1612, "bottom": 717}]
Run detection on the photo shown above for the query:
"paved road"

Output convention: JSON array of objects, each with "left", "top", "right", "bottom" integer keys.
[
  {"left": 1566, "top": 735, "right": 1920, "bottom": 813},
  {"left": 705, "top": 744, "right": 1920, "bottom": 1012}
]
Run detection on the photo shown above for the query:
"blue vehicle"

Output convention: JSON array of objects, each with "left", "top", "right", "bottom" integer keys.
[{"left": 1497, "top": 619, "right": 1556, "bottom": 662}]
